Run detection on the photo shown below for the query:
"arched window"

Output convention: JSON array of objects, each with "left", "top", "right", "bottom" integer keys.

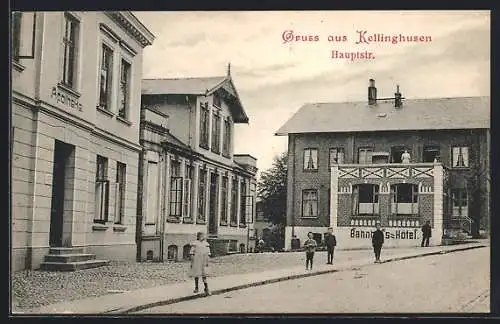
[
  {"left": 167, "top": 245, "right": 178, "bottom": 261},
  {"left": 146, "top": 250, "right": 154, "bottom": 261},
  {"left": 239, "top": 243, "right": 246, "bottom": 253},
  {"left": 352, "top": 184, "right": 379, "bottom": 215}
]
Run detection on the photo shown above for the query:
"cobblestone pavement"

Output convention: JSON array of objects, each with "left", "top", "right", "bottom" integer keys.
[
  {"left": 138, "top": 247, "right": 490, "bottom": 314},
  {"left": 11, "top": 251, "right": 312, "bottom": 312}
]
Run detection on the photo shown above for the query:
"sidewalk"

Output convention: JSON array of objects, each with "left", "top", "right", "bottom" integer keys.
[{"left": 17, "top": 241, "right": 488, "bottom": 315}]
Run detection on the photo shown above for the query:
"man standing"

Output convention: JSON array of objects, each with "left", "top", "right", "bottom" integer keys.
[
  {"left": 421, "top": 220, "right": 432, "bottom": 247},
  {"left": 372, "top": 222, "right": 384, "bottom": 263},
  {"left": 324, "top": 227, "right": 337, "bottom": 265}
]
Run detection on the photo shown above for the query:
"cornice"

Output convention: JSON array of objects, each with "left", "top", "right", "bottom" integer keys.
[{"left": 105, "top": 12, "right": 155, "bottom": 48}]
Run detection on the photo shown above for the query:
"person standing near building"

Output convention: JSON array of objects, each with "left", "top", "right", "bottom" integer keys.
[
  {"left": 189, "top": 232, "right": 211, "bottom": 296},
  {"left": 421, "top": 220, "right": 432, "bottom": 247},
  {"left": 372, "top": 222, "right": 384, "bottom": 263},
  {"left": 401, "top": 150, "right": 411, "bottom": 163},
  {"left": 303, "top": 232, "right": 318, "bottom": 270},
  {"left": 324, "top": 227, "right": 337, "bottom": 264}
]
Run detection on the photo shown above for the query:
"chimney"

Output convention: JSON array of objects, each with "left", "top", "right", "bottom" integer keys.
[
  {"left": 368, "top": 79, "right": 377, "bottom": 105},
  {"left": 395, "top": 84, "right": 402, "bottom": 108}
]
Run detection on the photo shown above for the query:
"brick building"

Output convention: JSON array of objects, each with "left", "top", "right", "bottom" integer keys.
[
  {"left": 137, "top": 66, "right": 258, "bottom": 261},
  {"left": 11, "top": 11, "right": 154, "bottom": 271},
  {"left": 276, "top": 80, "right": 490, "bottom": 250}
]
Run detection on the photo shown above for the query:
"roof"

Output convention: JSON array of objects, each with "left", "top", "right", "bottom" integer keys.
[
  {"left": 275, "top": 96, "right": 490, "bottom": 135},
  {"left": 142, "top": 76, "right": 227, "bottom": 95},
  {"left": 142, "top": 76, "right": 249, "bottom": 123}
]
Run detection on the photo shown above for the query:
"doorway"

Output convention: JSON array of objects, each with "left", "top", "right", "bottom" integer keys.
[
  {"left": 49, "top": 140, "right": 75, "bottom": 247},
  {"left": 208, "top": 172, "right": 218, "bottom": 236}
]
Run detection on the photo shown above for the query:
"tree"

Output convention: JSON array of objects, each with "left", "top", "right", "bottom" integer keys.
[{"left": 257, "top": 152, "right": 287, "bottom": 225}]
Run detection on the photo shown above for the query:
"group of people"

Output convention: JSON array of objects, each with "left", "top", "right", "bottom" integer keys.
[
  {"left": 187, "top": 220, "right": 433, "bottom": 296},
  {"left": 302, "top": 220, "right": 433, "bottom": 269}
]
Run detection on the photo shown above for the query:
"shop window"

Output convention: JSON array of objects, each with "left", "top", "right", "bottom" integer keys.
[
  {"left": 352, "top": 184, "right": 379, "bottom": 215},
  {"left": 391, "top": 183, "right": 419, "bottom": 215}
]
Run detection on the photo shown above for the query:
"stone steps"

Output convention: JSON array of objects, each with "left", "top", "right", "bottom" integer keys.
[
  {"left": 40, "top": 260, "right": 110, "bottom": 271},
  {"left": 39, "top": 247, "right": 109, "bottom": 271}
]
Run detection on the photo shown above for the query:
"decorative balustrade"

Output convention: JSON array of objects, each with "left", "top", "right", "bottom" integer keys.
[
  {"left": 350, "top": 216, "right": 381, "bottom": 227},
  {"left": 387, "top": 216, "right": 421, "bottom": 228}
]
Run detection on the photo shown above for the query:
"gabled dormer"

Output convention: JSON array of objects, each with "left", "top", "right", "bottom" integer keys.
[{"left": 141, "top": 64, "right": 249, "bottom": 163}]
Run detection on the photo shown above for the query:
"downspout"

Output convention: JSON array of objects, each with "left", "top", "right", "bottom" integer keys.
[{"left": 26, "top": 13, "right": 44, "bottom": 272}]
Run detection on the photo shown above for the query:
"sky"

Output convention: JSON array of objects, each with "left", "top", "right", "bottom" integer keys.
[{"left": 133, "top": 10, "right": 490, "bottom": 177}]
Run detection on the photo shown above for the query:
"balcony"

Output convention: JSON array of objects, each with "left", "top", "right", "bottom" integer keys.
[
  {"left": 334, "top": 162, "right": 439, "bottom": 180},
  {"left": 332, "top": 162, "right": 448, "bottom": 228}
]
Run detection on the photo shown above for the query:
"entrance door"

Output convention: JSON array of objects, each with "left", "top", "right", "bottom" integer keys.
[
  {"left": 49, "top": 140, "right": 73, "bottom": 247},
  {"left": 208, "top": 172, "right": 218, "bottom": 236}
]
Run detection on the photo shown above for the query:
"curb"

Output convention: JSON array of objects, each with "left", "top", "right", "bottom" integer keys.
[{"left": 116, "top": 244, "right": 487, "bottom": 314}]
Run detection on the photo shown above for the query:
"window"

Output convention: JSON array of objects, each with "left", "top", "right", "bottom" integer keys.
[
  {"left": 230, "top": 178, "right": 238, "bottom": 225},
  {"left": 213, "top": 94, "right": 221, "bottom": 108},
  {"left": 452, "top": 146, "right": 469, "bottom": 168},
  {"left": 118, "top": 59, "right": 131, "bottom": 119},
  {"left": 62, "top": 13, "right": 79, "bottom": 88},
  {"left": 303, "top": 148, "right": 318, "bottom": 170},
  {"left": 302, "top": 189, "right": 318, "bottom": 218},
  {"left": 115, "top": 162, "right": 126, "bottom": 224},
  {"left": 391, "top": 147, "right": 411, "bottom": 163},
  {"left": 95, "top": 155, "right": 109, "bottom": 223},
  {"left": 451, "top": 188, "right": 468, "bottom": 217},
  {"left": 198, "top": 169, "right": 207, "bottom": 222},
  {"left": 352, "top": 184, "right": 379, "bottom": 215},
  {"left": 329, "top": 148, "right": 345, "bottom": 167},
  {"left": 423, "top": 145, "right": 440, "bottom": 163},
  {"left": 182, "top": 165, "right": 193, "bottom": 222},
  {"left": 220, "top": 177, "right": 228, "bottom": 225},
  {"left": 222, "top": 118, "right": 231, "bottom": 157},
  {"left": 171, "top": 160, "right": 181, "bottom": 177},
  {"left": 169, "top": 177, "right": 183, "bottom": 218},
  {"left": 211, "top": 111, "right": 221, "bottom": 153},
  {"left": 11, "top": 12, "right": 22, "bottom": 61},
  {"left": 167, "top": 245, "right": 178, "bottom": 261},
  {"left": 99, "top": 44, "right": 113, "bottom": 110},
  {"left": 240, "top": 181, "right": 247, "bottom": 226},
  {"left": 199, "top": 103, "right": 209, "bottom": 149},
  {"left": 390, "top": 183, "right": 418, "bottom": 215},
  {"left": 358, "top": 148, "right": 373, "bottom": 164}
]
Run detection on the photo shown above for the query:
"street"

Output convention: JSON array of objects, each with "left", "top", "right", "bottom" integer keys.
[{"left": 137, "top": 247, "right": 489, "bottom": 314}]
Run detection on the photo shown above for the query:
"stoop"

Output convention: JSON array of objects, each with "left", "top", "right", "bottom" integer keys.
[{"left": 40, "top": 247, "right": 109, "bottom": 271}]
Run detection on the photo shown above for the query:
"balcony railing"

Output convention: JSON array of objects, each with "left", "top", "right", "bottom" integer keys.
[{"left": 335, "top": 162, "right": 437, "bottom": 181}]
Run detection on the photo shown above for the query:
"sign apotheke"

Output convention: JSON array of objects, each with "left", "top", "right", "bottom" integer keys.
[{"left": 50, "top": 86, "right": 83, "bottom": 112}]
